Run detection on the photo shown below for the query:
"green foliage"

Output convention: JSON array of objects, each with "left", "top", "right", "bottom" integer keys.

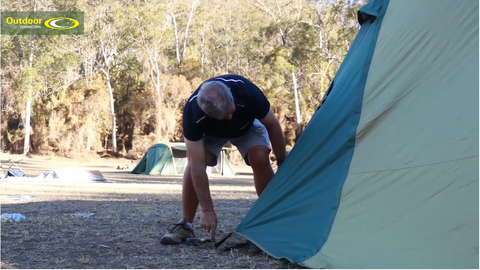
[
  {"left": 179, "top": 58, "right": 202, "bottom": 80},
  {"left": 158, "top": 74, "right": 198, "bottom": 142},
  {"left": 110, "top": 55, "right": 150, "bottom": 151},
  {"left": 1, "top": 0, "right": 363, "bottom": 153}
]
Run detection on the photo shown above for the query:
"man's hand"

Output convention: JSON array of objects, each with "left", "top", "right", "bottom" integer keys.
[{"left": 200, "top": 210, "right": 217, "bottom": 242}]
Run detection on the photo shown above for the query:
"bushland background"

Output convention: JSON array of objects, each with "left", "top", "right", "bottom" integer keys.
[{"left": 1, "top": 0, "right": 364, "bottom": 160}]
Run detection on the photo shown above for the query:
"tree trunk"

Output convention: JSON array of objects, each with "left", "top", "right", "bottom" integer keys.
[
  {"left": 23, "top": 0, "right": 37, "bottom": 156},
  {"left": 99, "top": 22, "right": 118, "bottom": 153},
  {"left": 154, "top": 62, "right": 162, "bottom": 143},
  {"left": 170, "top": 12, "right": 181, "bottom": 66},
  {"left": 200, "top": 28, "right": 206, "bottom": 74},
  {"left": 181, "top": 0, "right": 201, "bottom": 63},
  {"left": 102, "top": 68, "right": 117, "bottom": 152},
  {"left": 292, "top": 72, "right": 302, "bottom": 140},
  {"left": 316, "top": 0, "right": 324, "bottom": 49},
  {"left": 135, "top": 16, "right": 164, "bottom": 143},
  {"left": 23, "top": 99, "right": 31, "bottom": 154},
  {"left": 86, "top": 134, "right": 91, "bottom": 153},
  {"left": 0, "top": 71, "right": 2, "bottom": 152}
]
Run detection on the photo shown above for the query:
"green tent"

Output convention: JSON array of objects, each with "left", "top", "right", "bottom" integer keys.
[
  {"left": 235, "top": 0, "right": 478, "bottom": 268},
  {"left": 131, "top": 143, "right": 236, "bottom": 176}
]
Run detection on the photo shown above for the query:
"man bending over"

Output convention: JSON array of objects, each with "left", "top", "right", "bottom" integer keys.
[{"left": 160, "top": 74, "right": 286, "bottom": 244}]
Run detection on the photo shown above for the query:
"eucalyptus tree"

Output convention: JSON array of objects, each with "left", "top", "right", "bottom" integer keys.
[
  {"left": 250, "top": 0, "right": 305, "bottom": 107},
  {"left": 109, "top": 55, "right": 148, "bottom": 152},
  {"left": 0, "top": 0, "right": 366, "bottom": 154},
  {"left": 0, "top": 0, "right": 41, "bottom": 155},
  {"left": 131, "top": 0, "right": 171, "bottom": 143},
  {"left": 1, "top": 0, "right": 105, "bottom": 154},
  {"left": 195, "top": 0, "right": 266, "bottom": 78},
  {"left": 248, "top": 0, "right": 364, "bottom": 142},
  {"left": 85, "top": 0, "right": 138, "bottom": 152},
  {"left": 307, "top": 0, "right": 364, "bottom": 88},
  {"left": 0, "top": 0, "right": 60, "bottom": 154},
  {"left": 166, "top": 0, "right": 202, "bottom": 68}
]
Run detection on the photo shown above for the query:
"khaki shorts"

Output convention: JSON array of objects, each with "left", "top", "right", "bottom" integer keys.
[{"left": 203, "top": 119, "right": 271, "bottom": 166}]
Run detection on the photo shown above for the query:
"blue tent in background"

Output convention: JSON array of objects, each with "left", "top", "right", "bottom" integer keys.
[{"left": 235, "top": 0, "right": 479, "bottom": 268}]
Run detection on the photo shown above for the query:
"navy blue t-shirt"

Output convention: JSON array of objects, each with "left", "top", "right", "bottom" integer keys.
[{"left": 183, "top": 74, "right": 270, "bottom": 141}]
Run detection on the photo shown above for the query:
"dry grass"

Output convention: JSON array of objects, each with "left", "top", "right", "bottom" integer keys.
[{"left": 0, "top": 153, "right": 303, "bottom": 269}]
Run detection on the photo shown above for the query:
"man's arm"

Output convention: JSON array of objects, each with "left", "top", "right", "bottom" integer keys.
[
  {"left": 184, "top": 138, "right": 217, "bottom": 240},
  {"left": 259, "top": 109, "right": 286, "bottom": 167},
  {"left": 184, "top": 138, "right": 214, "bottom": 212}
]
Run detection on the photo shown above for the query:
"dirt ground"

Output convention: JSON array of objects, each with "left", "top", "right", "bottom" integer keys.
[{"left": 0, "top": 153, "right": 302, "bottom": 269}]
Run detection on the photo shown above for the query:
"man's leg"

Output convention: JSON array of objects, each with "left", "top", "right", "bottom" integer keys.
[
  {"left": 231, "top": 119, "right": 273, "bottom": 196},
  {"left": 247, "top": 145, "right": 274, "bottom": 196},
  {"left": 161, "top": 149, "right": 217, "bottom": 245}
]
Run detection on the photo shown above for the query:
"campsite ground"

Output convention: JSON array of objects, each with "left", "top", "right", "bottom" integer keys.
[{"left": 0, "top": 153, "right": 302, "bottom": 269}]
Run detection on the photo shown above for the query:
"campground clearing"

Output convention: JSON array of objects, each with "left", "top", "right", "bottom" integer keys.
[{"left": 0, "top": 153, "right": 301, "bottom": 269}]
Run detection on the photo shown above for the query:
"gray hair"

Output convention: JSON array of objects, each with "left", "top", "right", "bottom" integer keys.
[{"left": 197, "top": 81, "right": 234, "bottom": 119}]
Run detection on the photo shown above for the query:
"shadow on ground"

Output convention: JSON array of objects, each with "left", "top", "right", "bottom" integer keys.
[
  {"left": 0, "top": 153, "right": 302, "bottom": 269},
  {"left": 0, "top": 189, "right": 303, "bottom": 269},
  {"left": 104, "top": 171, "right": 256, "bottom": 187}
]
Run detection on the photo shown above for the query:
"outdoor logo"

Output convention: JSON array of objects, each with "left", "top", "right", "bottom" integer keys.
[
  {"left": 44, "top": 17, "right": 80, "bottom": 30},
  {"left": 1, "top": 11, "right": 84, "bottom": 35}
]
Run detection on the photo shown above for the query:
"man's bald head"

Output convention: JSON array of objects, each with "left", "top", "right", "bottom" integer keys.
[{"left": 197, "top": 81, "right": 235, "bottom": 120}]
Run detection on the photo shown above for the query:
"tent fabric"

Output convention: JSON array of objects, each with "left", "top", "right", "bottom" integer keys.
[
  {"left": 236, "top": 0, "right": 387, "bottom": 262},
  {"left": 235, "top": 0, "right": 479, "bottom": 269},
  {"left": 1, "top": 169, "right": 109, "bottom": 182},
  {"left": 131, "top": 143, "right": 236, "bottom": 176},
  {"left": 43, "top": 169, "right": 107, "bottom": 182},
  {"left": 132, "top": 144, "right": 177, "bottom": 175}
]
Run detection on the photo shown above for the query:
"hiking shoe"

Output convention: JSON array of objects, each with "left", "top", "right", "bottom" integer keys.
[{"left": 160, "top": 219, "right": 194, "bottom": 245}]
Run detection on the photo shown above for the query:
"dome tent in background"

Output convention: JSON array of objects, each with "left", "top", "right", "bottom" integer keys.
[
  {"left": 132, "top": 143, "right": 236, "bottom": 176},
  {"left": 235, "top": 0, "right": 479, "bottom": 268}
]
